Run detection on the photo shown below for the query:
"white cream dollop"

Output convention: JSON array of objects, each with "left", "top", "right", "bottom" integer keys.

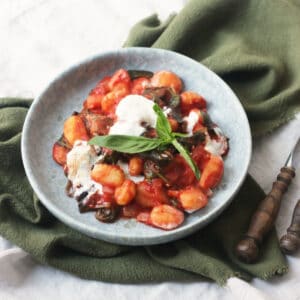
[
  {"left": 109, "top": 95, "right": 157, "bottom": 136},
  {"left": 183, "top": 110, "right": 199, "bottom": 136},
  {"left": 204, "top": 136, "right": 228, "bottom": 156},
  {"left": 66, "top": 141, "right": 103, "bottom": 198}
]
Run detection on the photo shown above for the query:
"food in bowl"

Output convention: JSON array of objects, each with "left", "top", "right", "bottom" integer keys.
[{"left": 52, "top": 69, "right": 229, "bottom": 230}]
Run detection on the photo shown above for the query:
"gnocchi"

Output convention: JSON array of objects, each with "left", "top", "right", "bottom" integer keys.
[{"left": 52, "top": 68, "right": 228, "bottom": 230}]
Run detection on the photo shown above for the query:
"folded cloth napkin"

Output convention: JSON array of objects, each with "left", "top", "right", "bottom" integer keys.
[
  {"left": 125, "top": 0, "right": 300, "bottom": 136},
  {"left": 1, "top": 0, "right": 300, "bottom": 285}
]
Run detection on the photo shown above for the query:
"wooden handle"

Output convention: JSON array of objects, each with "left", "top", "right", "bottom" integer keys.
[
  {"left": 280, "top": 200, "right": 300, "bottom": 254},
  {"left": 235, "top": 167, "right": 295, "bottom": 263}
]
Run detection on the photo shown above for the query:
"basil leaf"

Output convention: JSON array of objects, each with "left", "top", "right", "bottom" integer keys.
[
  {"left": 89, "top": 135, "right": 162, "bottom": 153},
  {"left": 170, "top": 109, "right": 183, "bottom": 123},
  {"left": 171, "top": 139, "right": 200, "bottom": 180},
  {"left": 128, "top": 70, "right": 154, "bottom": 80},
  {"left": 201, "top": 111, "right": 214, "bottom": 129},
  {"left": 141, "top": 149, "right": 173, "bottom": 164},
  {"left": 169, "top": 93, "right": 180, "bottom": 108},
  {"left": 153, "top": 103, "right": 172, "bottom": 140},
  {"left": 172, "top": 132, "right": 189, "bottom": 138},
  {"left": 143, "top": 160, "right": 169, "bottom": 183},
  {"left": 57, "top": 135, "right": 71, "bottom": 149}
]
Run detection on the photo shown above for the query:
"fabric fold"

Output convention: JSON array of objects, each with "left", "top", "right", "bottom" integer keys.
[{"left": 125, "top": 0, "right": 300, "bottom": 136}]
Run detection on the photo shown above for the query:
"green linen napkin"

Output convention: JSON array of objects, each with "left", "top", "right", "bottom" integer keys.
[
  {"left": 125, "top": 0, "right": 300, "bottom": 136},
  {"left": 2, "top": 0, "right": 300, "bottom": 285}
]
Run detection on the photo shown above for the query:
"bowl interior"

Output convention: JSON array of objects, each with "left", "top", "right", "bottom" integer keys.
[{"left": 22, "top": 48, "right": 251, "bottom": 245}]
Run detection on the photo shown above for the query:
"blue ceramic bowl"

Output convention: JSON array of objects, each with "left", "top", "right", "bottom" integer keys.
[{"left": 22, "top": 48, "right": 251, "bottom": 245}]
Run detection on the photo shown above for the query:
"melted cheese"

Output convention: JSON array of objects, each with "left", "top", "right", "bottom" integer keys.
[
  {"left": 183, "top": 110, "right": 199, "bottom": 136},
  {"left": 109, "top": 95, "right": 157, "bottom": 136},
  {"left": 66, "top": 141, "right": 103, "bottom": 198},
  {"left": 204, "top": 133, "right": 228, "bottom": 156}
]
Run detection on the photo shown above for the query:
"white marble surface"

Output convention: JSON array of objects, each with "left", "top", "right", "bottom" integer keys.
[{"left": 0, "top": 1, "right": 300, "bottom": 299}]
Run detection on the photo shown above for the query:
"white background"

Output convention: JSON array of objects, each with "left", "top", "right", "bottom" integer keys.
[{"left": 0, "top": 1, "right": 300, "bottom": 299}]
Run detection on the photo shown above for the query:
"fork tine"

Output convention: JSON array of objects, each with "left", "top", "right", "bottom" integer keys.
[{"left": 285, "top": 137, "right": 300, "bottom": 168}]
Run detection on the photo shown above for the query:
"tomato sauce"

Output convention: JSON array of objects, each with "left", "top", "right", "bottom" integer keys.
[{"left": 52, "top": 69, "right": 229, "bottom": 230}]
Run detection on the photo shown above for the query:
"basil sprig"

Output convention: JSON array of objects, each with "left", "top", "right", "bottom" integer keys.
[
  {"left": 89, "top": 135, "right": 162, "bottom": 153},
  {"left": 152, "top": 104, "right": 200, "bottom": 180},
  {"left": 153, "top": 103, "right": 172, "bottom": 140},
  {"left": 89, "top": 104, "right": 200, "bottom": 180}
]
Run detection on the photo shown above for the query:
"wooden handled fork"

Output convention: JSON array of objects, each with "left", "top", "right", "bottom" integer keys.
[{"left": 235, "top": 138, "right": 299, "bottom": 263}]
